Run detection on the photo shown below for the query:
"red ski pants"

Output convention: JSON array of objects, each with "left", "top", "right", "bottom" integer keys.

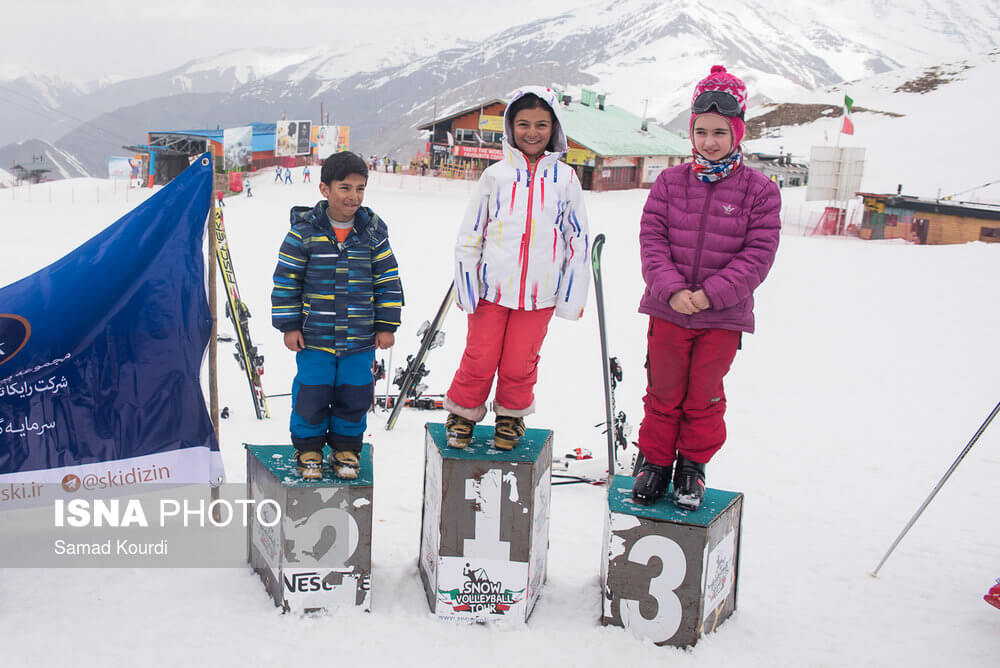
[
  {"left": 447, "top": 300, "right": 554, "bottom": 414},
  {"left": 637, "top": 317, "right": 741, "bottom": 467}
]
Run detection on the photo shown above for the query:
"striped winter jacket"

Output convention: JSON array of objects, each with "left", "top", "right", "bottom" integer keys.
[
  {"left": 453, "top": 85, "right": 590, "bottom": 320},
  {"left": 271, "top": 201, "right": 403, "bottom": 354}
]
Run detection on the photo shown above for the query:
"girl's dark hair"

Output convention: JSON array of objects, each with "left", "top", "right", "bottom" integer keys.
[
  {"left": 507, "top": 94, "right": 559, "bottom": 152},
  {"left": 321, "top": 151, "right": 368, "bottom": 184}
]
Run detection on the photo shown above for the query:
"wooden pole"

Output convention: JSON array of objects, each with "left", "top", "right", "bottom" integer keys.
[{"left": 208, "top": 153, "right": 221, "bottom": 516}]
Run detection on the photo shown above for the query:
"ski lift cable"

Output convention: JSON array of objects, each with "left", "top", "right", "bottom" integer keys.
[
  {"left": 945, "top": 176, "right": 1000, "bottom": 199},
  {"left": 0, "top": 90, "right": 135, "bottom": 150},
  {"left": 0, "top": 83, "right": 137, "bottom": 147},
  {"left": 0, "top": 81, "right": 137, "bottom": 142}
]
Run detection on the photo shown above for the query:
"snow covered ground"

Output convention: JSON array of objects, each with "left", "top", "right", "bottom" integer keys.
[{"left": 1, "top": 168, "right": 997, "bottom": 666}]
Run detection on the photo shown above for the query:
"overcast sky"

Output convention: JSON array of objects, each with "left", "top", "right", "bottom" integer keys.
[{"left": 2, "top": 0, "right": 590, "bottom": 82}]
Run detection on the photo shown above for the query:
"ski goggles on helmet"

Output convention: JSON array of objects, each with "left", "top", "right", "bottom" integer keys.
[{"left": 692, "top": 90, "right": 744, "bottom": 118}]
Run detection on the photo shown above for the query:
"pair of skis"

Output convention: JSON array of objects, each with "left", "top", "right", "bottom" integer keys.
[
  {"left": 213, "top": 207, "right": 269, "bottom": 420},
  {"left": 384, "top": 282, "right": 455, "bottom": 430}
]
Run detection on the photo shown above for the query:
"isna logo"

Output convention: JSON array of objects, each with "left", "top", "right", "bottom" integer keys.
[{"left": 0, "top": 314, "right": 31, "bottom": 367}]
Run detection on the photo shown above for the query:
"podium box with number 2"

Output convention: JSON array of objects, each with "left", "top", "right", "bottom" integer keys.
[
  {"left": 246, "top": 444, "right": 374, "bottom": 614},
  {"left": 601, "top": 475, "right": 743, "bottom": 647},
  {"left": 418, "top": 422, "right": 552, "bottom": 624}
]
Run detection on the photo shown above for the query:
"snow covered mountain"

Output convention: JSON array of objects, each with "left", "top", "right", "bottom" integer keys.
[
  {"left": 743, "top": 48, "right": 1000, "bottom": 201},
  {"left": 0, "top": 48, "right": 328, "bottom": 148},
  {"left": 3, "top": 0, "right": 998, "bottom": 179}
]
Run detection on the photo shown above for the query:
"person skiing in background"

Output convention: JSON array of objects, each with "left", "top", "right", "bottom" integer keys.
[
  {"left": 245, "top": 178, "right": 253, "bottom": 197},
  {"left": 284, "top": 167, "right": 293, "bottom": 184},
  {"left": 271, "top": 151, "right": 403, "bottom": 479},
  {"left": 443, "top": 86, "right": 590, "bottom": 451},
  {"left": 303, "top": 165, "right": 311, "bottom": 183},
  {"left": 216, "top": 190, "right": 225, "bottom": 208},
  {"left": 632, "top": 66, "right": 780, "bottom": 510},
  {"left": 274, "top": 167, "right": 282, "bottom": 183}
]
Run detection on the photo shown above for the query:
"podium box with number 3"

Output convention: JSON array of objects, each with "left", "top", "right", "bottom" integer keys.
[
  {"left": 601, "top": 475, "right": 743, "bottom": 647},
  {"left": 246, "top": 444, "right": 374, "bottom": 614},
  {"left": 418, "top": 423, "right": 552, "bottom": 624}
]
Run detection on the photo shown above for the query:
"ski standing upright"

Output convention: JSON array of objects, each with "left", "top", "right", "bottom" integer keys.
[
  {"left": 214, "top": 207, "right": 269, "bottom": 419},
  {"left": 592, "top": 234, "right": 631, "bottom": 481}
]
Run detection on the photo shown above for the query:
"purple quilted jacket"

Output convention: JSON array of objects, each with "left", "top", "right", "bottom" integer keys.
[{"left": 639, "top": 162, "right": 781, "bottom": 333}]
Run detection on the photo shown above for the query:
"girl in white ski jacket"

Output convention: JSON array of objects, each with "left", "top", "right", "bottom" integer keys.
[{"left": 444, "top": 85, "right": 591, "bottom": 451}]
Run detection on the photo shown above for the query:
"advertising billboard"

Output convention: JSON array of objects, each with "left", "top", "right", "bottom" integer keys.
[
  {"left": 276, "top": 120, "right": 312, "bottom": 157},
  {"left": 223, "top": 126, "right": 253, "bottom": 171},
  {"left": 313, "top": 125, "right": 340, "bottom": 161}
]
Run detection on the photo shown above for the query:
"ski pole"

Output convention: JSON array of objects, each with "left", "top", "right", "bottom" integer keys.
[
  {"left": 384, "top": 347, "right": 393, "bottom": 412},
  {"left": 871, "top": 399, "right": 1000, "bottom": 577}
]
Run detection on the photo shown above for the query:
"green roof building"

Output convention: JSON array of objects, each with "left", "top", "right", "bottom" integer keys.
[{"left": 418, "top": 91, "right": 690, "bottom": 191}]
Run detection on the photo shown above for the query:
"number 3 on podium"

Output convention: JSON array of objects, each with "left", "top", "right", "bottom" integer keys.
[{"left": 620, "top": 534, "right": 686, "bottom": 643}]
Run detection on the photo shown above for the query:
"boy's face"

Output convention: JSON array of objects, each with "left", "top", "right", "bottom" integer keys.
[{"left": 320, "top": 173, "right": 366, "bottom": 222}]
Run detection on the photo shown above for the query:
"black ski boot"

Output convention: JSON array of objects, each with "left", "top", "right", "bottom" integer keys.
[
  {"left": 672, "top": 454, "right": 706, "bottom": 511},
  {"left": 632, "top": 461, "right": 672, "bottom": 505}
]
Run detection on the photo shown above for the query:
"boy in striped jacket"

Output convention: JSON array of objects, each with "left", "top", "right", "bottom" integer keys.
[{"left": 271, "top": 151, "right": 403, "bottom": 479}]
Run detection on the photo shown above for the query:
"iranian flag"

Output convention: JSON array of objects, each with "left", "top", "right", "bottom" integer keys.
[{"left": 842, "top": 94, "right": 855, "bottom": 135}]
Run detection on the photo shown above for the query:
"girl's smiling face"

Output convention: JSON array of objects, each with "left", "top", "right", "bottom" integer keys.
[
  {"left": 512, "top": 107, "right": 553, "bottom": 161},
  {"left": 692, "top": 113, "right": 734, "bottom": 161}
]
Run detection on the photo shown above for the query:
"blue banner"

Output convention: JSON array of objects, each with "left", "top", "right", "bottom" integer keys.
[{"left": 0, "top": 153, "right": 222, "bottom": 496}]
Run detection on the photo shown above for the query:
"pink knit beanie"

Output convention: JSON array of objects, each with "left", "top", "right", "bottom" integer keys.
[{"left": 689, "top": 65, "right": 748, "bottom": 151}]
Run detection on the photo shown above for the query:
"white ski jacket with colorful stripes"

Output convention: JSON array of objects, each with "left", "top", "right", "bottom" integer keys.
[{"left": 453, "top": 86, "right": 591, "bottom": 320}]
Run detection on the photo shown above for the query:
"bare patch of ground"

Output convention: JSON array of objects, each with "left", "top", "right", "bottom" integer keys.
[
  {"left": 894, "top": 63, "right": 972, "bottom": 94},
  {"left": 746, "top": 103, "right": 903, "bottom": 139}
]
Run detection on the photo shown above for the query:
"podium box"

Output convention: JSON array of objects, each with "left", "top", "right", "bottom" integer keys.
[
  {"left": 418, "top": 423, "right": 552, "bottom": 624},
  {"left": 246, "top": 444, "right": 373, "bottom": 614},
  {"left": 601, "top": 475, "right": 743, "bottom": 647}
]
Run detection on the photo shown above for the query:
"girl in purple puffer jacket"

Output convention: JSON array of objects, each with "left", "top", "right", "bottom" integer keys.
[{"left": 632, "top": 65, "right": 781, "bottom": 510}]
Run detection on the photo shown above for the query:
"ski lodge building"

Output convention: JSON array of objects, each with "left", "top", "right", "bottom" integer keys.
[
  {"left": 127, "top": 123, "right": 288, "bottom": 186},
  {"left": 417, "top": 91, "right": 690, "bottom": 191},
  {"left": 856, "top": 192, "right": 1000, "bottom": 244},
  {"left": 744, "top": 152, "right": 809, "bottom": 187}
]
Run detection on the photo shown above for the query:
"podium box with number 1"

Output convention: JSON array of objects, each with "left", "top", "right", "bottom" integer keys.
[
  {"left": 601, "top": 475, "right": 743, "bottom": 647},
  {"left": 418, "top": 422, "right": 552, "bottom": 624}
]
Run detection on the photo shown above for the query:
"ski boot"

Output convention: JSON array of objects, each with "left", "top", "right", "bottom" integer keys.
[
  {"left": 329, "top": 451, "right": 360, "bottom": 480},
  {"left": 632, "top": 461, "right": 672, "bottom": 505},
  {"left": 986, "top": 579, "right": 1000, "bottom": 611},
  {"left": 493, "top": 416, "right": 525, "bottom": 451},
  {"left": 672, "top": 453, "right": 706, "bottom": 511},
  {"left": 295, "top": 450, "right": 324, "bottom": 481},
  {"left": 445, "top": 413, "right": 475, "bottom": 449}
]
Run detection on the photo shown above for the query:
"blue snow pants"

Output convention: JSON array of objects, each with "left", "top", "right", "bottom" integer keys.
[{"left": 289, "top": 348, "right": 374, "bottom": 454}]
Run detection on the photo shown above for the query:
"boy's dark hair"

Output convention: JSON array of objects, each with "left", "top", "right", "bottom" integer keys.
[
  {"left": 321, "top": 151, "right": 368, "bottom": 184},
  {"left": 506, "top": 93, "right": 559, "bottom": 152}
]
